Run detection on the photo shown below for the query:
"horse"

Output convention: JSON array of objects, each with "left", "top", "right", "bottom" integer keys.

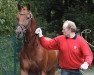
[{"left": 15, "top": 4, "right": 58, "bottom": 75}]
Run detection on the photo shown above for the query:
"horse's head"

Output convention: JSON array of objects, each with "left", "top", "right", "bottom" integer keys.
[{"left": 15, "top": 4, "right": 33, "bottom": 38}]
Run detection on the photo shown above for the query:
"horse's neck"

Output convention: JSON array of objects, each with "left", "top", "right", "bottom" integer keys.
[
  {"left": 23, "top": 17, "right": 41, "bottom": 49},
  {"left": 24, "top": 20, "right": 36, "bottom": 43},
  {"left": 24, "top": 30, "right": 40, "bottom": 48},
  {"left": 25, "top": 31, "right": 35, "bottom": 42}
]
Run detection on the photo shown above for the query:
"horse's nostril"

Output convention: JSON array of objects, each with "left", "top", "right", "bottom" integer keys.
[
  {"left": 19, "top": 32, "right": 21, "bottom": 34},
  {"left": 16, "top": 31, "right": 24, "bottom": 38}
]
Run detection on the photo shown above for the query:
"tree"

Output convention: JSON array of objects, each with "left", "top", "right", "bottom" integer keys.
[{"left": 0, "top": 0, "right": 17, "bottom": 34}]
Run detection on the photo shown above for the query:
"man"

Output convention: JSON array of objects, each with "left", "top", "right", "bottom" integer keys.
[{"left": 35, "top": 20, "right": 93, "bottom": 75}]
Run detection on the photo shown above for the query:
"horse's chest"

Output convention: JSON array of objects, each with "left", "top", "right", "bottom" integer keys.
[
  {"left": 29, "top": 60, "right": 43, "bottom": 72},
  {"left": 20, "top": 47, "right": 48, "bottom": 72}
]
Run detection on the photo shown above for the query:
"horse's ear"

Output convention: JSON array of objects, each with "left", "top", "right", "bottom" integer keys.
[
  {"left": 17, "top": 3, "right": 21, "bottom": 11},
  {"left": 27, "top": 4, "right": 31, "bottom": 11}
]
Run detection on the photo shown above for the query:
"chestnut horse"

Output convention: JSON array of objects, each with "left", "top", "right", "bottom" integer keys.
[{"left": 15, "top": 4, "right": 58, "bottom": 75}]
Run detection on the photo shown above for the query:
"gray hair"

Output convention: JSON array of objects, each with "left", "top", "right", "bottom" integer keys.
[{"left": 63, "top": 20, "right": 77, "bottom": 32}]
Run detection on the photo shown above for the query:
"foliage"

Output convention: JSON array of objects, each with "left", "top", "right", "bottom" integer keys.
[
  {"left": 0, "top": 0, "right": 94, "bottom": 35},
  {"left": 34, "top": 0, "right": 63, "bottom": 34},
  {"left": 0, "top": 35, "right": 14, "bottom": 72},
  {"left": 0, "top": 34, "right": 22, "bottom": 74},
  {"left": 0, "top": 0, "right": 17, "bottom": 34}
]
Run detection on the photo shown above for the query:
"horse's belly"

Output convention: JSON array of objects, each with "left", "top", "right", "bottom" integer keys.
[{"left": 47, "top": 50, "right": 58, "bottom": 70}]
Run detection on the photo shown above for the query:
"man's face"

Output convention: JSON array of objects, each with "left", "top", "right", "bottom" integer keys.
[{"left": 62, "top": 23, "right": 71, "bottom": 37}]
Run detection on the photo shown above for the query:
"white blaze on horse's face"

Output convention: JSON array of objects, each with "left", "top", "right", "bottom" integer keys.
[
  {"left": 20, "top": 7, "right": 29, "bottom": 15},
  {"left": 16, "top": 6, "right": 32, "bottom": 38}
]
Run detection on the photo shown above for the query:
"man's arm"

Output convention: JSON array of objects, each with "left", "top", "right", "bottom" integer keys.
[{"left": 35, "top": 28, "right": 59, "bottom": 50}]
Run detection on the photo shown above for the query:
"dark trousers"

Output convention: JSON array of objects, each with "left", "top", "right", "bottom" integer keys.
[{"left": 61, "top": 69, "right": 82, "bottom": 75}]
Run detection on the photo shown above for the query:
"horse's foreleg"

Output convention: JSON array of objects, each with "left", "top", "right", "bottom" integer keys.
[
  {"left": 20, "top": 69, "right": 28, "bottom": 75},
  {"left": 40, "top": 71, "right": 47, "bottom": 75},
  {"left": 47, "top": 67, "right": 56, "bottom": 75}
]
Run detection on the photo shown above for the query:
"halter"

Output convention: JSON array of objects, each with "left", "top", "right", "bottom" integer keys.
[
  {"left": 18, "top": 12, "right": 32, "bottom": 30},
  {"left": 16, "top": 12, "right": 32, "bottom": 37},
  {"left": 16, "top": 12, "right": 37, "bottom": 46}
]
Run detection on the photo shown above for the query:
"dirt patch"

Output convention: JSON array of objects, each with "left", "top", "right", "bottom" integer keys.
[{"left": 85, "top": 72, "right": 94, "bottom": 75}]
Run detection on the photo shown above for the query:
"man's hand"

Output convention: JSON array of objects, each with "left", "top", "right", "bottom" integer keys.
[
  {"left": 35, "top": 28, "right": 43, "bottom": 37},
  {"left": 80, "top": 62, "right": 89, "bottom": 70}
]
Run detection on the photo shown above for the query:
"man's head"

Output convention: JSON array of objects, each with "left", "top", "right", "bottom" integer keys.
[{"left": 62, "top": 20, "right": 77, "bottom": 37}]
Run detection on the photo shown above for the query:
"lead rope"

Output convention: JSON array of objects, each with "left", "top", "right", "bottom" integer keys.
[
  {"left": 81, "top": 29, "right": 94, "bottom": 48},
  {"left": 84, "top": 40, "right": 94, "bottom": 48}
]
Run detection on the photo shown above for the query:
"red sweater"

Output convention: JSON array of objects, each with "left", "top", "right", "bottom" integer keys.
[{"left": 40, "top": 35, "right": 93, "bottom": 69}]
